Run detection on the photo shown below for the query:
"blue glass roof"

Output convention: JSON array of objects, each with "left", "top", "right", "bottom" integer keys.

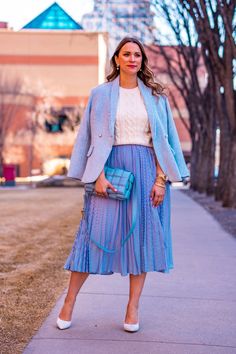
[{"left": 22, "top": 2, "right": 83, "bottom": 30}]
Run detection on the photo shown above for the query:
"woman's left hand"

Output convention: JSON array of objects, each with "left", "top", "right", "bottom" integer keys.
[{"left": 150, "top": 184, "right": 166, "bottom": 208}]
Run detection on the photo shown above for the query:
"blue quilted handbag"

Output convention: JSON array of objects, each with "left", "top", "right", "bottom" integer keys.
[
  {"left": 84, "top": 166, "right": 135, "bottom": 200},
  {"left": 83, "top": 166, "right": 137, "bottom": 253}
]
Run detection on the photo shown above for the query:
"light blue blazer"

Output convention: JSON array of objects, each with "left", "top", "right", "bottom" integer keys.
[{"left": 68, "top": 76, "right": 189, "bottom": 183}]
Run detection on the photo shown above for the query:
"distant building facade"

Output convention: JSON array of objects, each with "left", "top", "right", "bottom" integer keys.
[{"left": 82, "top": 0, "right": 155, "bottom": 54}]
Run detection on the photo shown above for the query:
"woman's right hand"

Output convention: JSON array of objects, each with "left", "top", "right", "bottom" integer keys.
[{"left": 94, "top": 170, "right": 117, "bottom": 197}]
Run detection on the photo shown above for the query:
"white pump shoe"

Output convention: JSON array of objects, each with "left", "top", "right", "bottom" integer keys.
[
  {"left": 123, "top": 322, "right": 140, "bottom": 332},
  {"left": 56, "top": 317, "right": 71, "bottom": 330}
]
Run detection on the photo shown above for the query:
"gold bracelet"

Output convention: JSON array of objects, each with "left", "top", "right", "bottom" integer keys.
[
  {"left": 156, "top": 173, "right": 168, "bottom": 182},
  {"left": 154, "top": 182, "right": 166, "bottom": 189},
  {"left": 155, "top": 176, "right": 166, "bottom": 183},
  {"left": 155, "top": 177, "right": 167, "bottom": 185}
]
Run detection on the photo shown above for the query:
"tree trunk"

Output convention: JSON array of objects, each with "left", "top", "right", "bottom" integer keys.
[
  {"left": 214, "top": 77, "right": 236, "bottom": 207},
  {"left": 190, "top": 130, "right": 214, "bottom": 193},
  {"left": 224, "top": 138, "right": 236, "bottom": 207},
  {"left": 216, "top": 130, "right": 236, "bottom": 207},
  {"left": 188, "top": 89, "right": 216, "bottom": 195},
  {"left": 215, "top": 119, "right": 227, "bottom": 202},
  {"left": 190, "top": 138, "right": 200, "bottom": 190},
  {"left": 200, "top": 131, "right": 215, "bottom": 194},
  {"left": 205, "top": 131, "right": 216, "bottom": 196}
]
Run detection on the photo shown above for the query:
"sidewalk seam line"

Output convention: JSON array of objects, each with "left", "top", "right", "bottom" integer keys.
[
  {"left": 74, "top": 292, "right": 236, "bottom": 303},
  {"left": 29, "top": 337, "right": 236, "bottom": 348}
]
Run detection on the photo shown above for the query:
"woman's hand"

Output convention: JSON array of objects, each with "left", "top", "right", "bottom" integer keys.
[
  {"left": 150, "top": 184, "right": 165, "bottom": 207},
  {"left": 94, "top": 170, "right": 117, "bottom": 198}
]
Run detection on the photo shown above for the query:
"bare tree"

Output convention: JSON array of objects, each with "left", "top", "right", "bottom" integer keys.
[
  {"left": 0, "top": 73, "right": 26, "bottom": 179},
  {"left": 178, "top": 0, "right": 236, "bottom": 206},
  {"left": 0, "top": 71, "right": 83, "bottom": 181},
  {"left": 22, "top": 98, "right": 82, "bottom": 178},
  {"left": 147, "top": 1, "right": 217, "bottom": 195},
  {"left": 104, "top": 1, "right": 217, "bottom": 193}
]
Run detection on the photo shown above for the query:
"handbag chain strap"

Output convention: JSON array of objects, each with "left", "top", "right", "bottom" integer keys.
[{"left": 84, "top": 183, "right": 137, "bottom": 253}]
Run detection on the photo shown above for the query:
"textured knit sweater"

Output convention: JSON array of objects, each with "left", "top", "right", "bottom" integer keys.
[{"left": 113, "top": 86, "right": 153, "bottom": 147}]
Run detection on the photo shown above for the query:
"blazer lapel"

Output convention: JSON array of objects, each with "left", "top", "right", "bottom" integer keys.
[
  {"left": 138, "top": 78, "right": 156, "bottom": 135},
  {"left": 109, "top": 76, "right": 120, "bottom": 136},
  {"left": 138, "top": 78, "right": 162, "bottom": 136},
  {"left": 138, "top": 78, "right": 175, "bottom": 169}
]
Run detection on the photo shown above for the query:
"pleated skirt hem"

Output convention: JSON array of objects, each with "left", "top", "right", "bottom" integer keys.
[{"left": 64, "top": 265, "right": 174, "bottom": 277}]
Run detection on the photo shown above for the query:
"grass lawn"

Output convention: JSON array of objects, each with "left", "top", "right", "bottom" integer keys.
[{"left": 0, "top": 187, "right": 83, "bottom": 354}]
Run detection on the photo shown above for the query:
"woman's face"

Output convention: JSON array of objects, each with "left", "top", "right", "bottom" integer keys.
[{"left": 115, "top": 42, "right": 142, "bottom": 76}]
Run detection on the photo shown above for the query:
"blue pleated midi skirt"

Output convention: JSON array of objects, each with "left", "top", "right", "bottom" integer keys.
[{"left": 64, "top": 144, "right": 174, "bottom": 276}]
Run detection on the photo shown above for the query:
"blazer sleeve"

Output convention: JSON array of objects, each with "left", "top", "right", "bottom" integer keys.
[
  {"left": 67, "top": 90, "right": 94, "bottom": 180},
  {"left": 165, "top": 97, "right": 190, "bottom": 179}
]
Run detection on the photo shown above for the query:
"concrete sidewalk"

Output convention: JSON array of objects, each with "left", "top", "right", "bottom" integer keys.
[{"left": 24, "top": 189, "right": 236, "bottom": 354}]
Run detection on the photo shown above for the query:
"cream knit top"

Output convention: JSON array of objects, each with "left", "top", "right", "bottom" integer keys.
[{"left": 113, "top": 86, "right": 153, "bottom": 147}]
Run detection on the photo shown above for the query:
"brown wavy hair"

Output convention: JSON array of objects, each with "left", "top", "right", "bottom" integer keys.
[{"left": 106, "top": 37, "right": 164, "bottom": 96}]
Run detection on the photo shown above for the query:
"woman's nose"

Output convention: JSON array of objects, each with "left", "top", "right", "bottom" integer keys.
[{"left": 129, "top": 55, "right": 135, "bottom": 62}]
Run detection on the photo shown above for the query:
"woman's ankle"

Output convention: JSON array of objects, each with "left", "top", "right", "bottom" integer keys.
[
  {"left": 127, "top": 301, "right": 139, "bottom": 310},
  {"left": 64, "top": 295, "right": 76, "bottom": 306},
  {"left": 59, "top": 298, "right": 75, "bottom": 321},
  {"left": 125, "top": 302, "right": 139, "bottom": 324}
]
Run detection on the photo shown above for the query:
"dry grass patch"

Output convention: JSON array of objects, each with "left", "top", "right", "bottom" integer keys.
[{"left": 0, "top": 187, "right": 83, "bottom": 354}]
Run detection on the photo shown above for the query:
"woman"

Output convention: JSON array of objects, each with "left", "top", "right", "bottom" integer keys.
[{"left": 57, "top": 37, "right": 189, "bottom": 332}]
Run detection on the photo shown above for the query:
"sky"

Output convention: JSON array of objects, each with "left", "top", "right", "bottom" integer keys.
[{"left": 0, "top": 0, "right": 94, "bottom": 30}]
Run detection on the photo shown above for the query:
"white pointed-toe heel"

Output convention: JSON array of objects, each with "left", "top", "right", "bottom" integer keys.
[
  {"left": 56, "top": 317, "right": 71, "bottom": 330},
  {"left": 123, "top": 322, "right": 140, "bottom": 332}
]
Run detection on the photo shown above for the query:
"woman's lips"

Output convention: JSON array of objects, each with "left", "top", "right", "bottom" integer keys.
[{"left": 127, "top": 65, "right": 137, "bottom": 68}]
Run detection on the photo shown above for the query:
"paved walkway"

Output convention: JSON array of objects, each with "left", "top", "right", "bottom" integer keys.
[{"left": 23, "top": 189, "right": 236, "bottom": 354}]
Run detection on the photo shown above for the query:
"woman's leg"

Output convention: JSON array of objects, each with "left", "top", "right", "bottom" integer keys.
[
  {"left": 125, "top": 272, "right": 147, "bottom": 324},
  {"left": 59, "top": 271, "right": 89, "bottom": 321}
]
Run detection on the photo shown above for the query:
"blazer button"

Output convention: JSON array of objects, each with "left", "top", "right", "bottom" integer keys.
[{"left": 98, "top": 133, "right": 102, "bottom": 137}]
